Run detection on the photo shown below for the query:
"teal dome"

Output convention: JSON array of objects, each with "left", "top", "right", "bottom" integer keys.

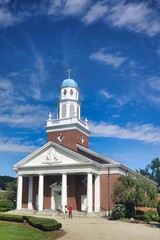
[{"left": 61, "top": 78, "right": 78, "bottom": 89}]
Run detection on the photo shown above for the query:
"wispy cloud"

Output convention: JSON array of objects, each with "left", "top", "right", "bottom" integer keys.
[
  {"left": 82, "top": 1, "right": 108, "bottom": 24},
  {"left": 148, "top": 77, "right": 160, "bottom": 92},
  {"left": 99, "top": 89, "right": 113, "bottom": 99},
  {"left": 0, "top": 136, "right": 38, "bottom": 153},
  {"left": 47, "top": 0, "right": 91, "bottom": 16},
  {"left": 0, "top": 1, "right": 160, "bottom": 38},
  {"left": 0, "top": 77, "right": 50, "bottom": 129},
  {"left": 90, "top": 121, "right": 160, "bottom": 144},
  {"left": 89, "top": 49, "right": 127, "bottom": 68},
  {"left": 107, "top": 2, "right": 160, "bottom": 37},
  {"left": 99, "top": 88, "right": 131, "bottom": 107}
]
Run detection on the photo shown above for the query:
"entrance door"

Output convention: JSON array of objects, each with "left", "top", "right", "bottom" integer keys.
[
  {"left": 81, "top": 195, "right": 87, "bottom": 211},
  {"left": 54, "top": 191, "right": 61, "bottom": 210}
]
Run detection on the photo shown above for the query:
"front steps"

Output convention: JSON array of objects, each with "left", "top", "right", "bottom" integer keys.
[{"left": 7, "top": 209, "right": 107, "bottom": 218}]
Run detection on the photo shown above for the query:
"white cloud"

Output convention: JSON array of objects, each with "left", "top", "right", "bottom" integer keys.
[
  {"left": 107, "top": 2, "right": 160, "bottom": 36},
  {"left": 0, "top": 137, "right": 38, "bottom": 153},
  {"left": 99, "top": 89, "right": 113, "bottom": 99},
  {"left": 0, "top": 103, "right": 48, "bottom": 129},
  {"left": 0, "top": 1, "right": 160, "bottom": 38},
  {"left": 0, "top": 77, "right": 50, "bottom": 129},
  {"left": 47, "top": 0, "right": 91, "bottom": 16},
  {"left": 89, "top": 49, "right": 126, "bottom": 68},
  {"left": 148, "top": 77, "right": 160, "bottom": 92},
  {"left": 90, "top": 121, "right": 160, "bottom": 144},
  {"left": 63, "top": 0, "right": 90, "bottom": 16},
  {"left": 83, "top": 2, "right": 108, "bottom": 24},
  {"left": 0, "top": 1, "right": 30, "bottom": 28},
  {"left": 147, "top": 95, "right": 160, "bottom": 105},
  {"left": 99, "top": 88, "right": 131, "bottom": 107},
  {"left": 157, "top": 46, "right": 160, "bottom": 56}
]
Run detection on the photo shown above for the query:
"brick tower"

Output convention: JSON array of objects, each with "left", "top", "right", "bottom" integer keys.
[{"left": 46, "top": 70, "right": 90, "bottom": 151}]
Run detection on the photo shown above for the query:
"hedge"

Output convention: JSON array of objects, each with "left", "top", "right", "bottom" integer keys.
[
  {"left": 28, "top": 217, "right": 62, "bottom": 231},
  {"left": 0, "top": 214, "right": 24, "bottom": 222},
  {"left": 0, "top": 200, "right": 14, "bottom": 212},
  {"left": 0, "top": 214, "right": 62, "bottom": 231}
]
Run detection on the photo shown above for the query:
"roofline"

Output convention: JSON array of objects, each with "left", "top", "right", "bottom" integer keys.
[
  {"left": 77, "top": 144, "right": 119, "bottom": 164},
  {"left": 13, "top": 141, "right": 101, "bottom": 170}
]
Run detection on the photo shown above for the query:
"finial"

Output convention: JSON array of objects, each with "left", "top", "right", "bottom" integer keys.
[
  {"left": 85, "top": 117, "right": 88, "bottom": 125},
  {"left": 67, "top": 68, "right": 72, "bottom": 79},
  {"left": 48, "top": 112, "right": 52, "bottom": 120}
]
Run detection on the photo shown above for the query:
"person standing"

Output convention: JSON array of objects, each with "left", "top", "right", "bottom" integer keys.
[{"left": 68, "top": 206, "right": 73, "bottom": 219}]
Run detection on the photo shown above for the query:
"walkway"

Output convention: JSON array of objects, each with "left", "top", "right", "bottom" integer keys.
[{"left": 54, "top": 216, "right": 160, "bottom": 240}]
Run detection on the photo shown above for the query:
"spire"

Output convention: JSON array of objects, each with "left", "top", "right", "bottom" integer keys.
[{"left": 67, "top": 68, "right": 72, "bottom": 79}]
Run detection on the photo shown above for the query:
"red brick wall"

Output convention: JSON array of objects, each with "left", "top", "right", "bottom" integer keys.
[
  {"left": 100, "top": 174, "right": 120, "bottom": 211},
  {"left": 67, "top": 175, "right": 77, "bottom": 210},
  {"left": 46, "top": 129, "right": 88, "bottom": 151},
  {"left": 44, "top": 175, "right": 61, "bottom": 209},
  {"left": 75, "top": 175, "right": 87, "bottom": 210}
]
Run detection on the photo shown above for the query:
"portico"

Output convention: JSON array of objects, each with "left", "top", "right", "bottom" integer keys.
[{"left": 16, "top": 165, "right": 100, "bottom": 213}]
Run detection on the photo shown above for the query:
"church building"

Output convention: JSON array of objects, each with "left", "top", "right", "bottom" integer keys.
[{"left": 14, "top": 72, "right": 137, "bottom": 214}]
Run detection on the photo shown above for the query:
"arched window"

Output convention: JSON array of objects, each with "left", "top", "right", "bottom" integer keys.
[
  {"left": 70, "top": 104, "right": 75, "bottom": 117},
  {"left": 62, "top": 104, "right": 66, "bottom": 118}
]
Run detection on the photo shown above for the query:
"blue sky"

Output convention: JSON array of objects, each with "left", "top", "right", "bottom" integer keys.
[{"left": 0, "top": 0, "right": 160, "bottom": 177}]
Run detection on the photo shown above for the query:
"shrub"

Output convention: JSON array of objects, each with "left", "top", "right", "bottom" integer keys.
[
  {"left": 0, "top": 200, "right": 14, "bottom": 212},
  {"left": 112, "top": 204, "right": 126, "bottom": 220},
  {"left": 0, "top": 214, "right": 23, "bottom": 222},
  {"left": 134, "top": 215, "right": 145, "bottom": 221},
  {"left": 143, "top": 214, "right": 151, "bottom": 223},
  {"left": 135, "top": 210, "right": 144, "bottom": 215},
  {"left": 28, "top": 217, "right": 62, "bottom": 231},
  {"left": 157, "top": 201, "right": 160, "bottom": 216},
  {"left": 0, "top": 208, "right": 8, "bottom": 212},
  {"left": 144, "top": 210, "right": 158, "bottom": 221}
]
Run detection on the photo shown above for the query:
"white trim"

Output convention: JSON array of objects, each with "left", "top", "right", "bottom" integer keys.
[
  {"left": 17, "top": 175, "right": 23, "bottom": 210},
  {"left": 87, "top": 173, "right": 92, "bottom": 213},
  {"left": 28, "top": 176, "right": 33, "bottom": 210},
  {"left": 61, "top": 173, "right": 67, "bottom": 212},
  {"left": 94, "top": 174, "right": 100, "bottom": 212},
  {"left": 38, "top": 174, "right": 44, "bottom": 211}
]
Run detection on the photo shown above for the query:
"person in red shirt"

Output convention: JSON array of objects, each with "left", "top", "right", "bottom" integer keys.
[{"left": 68, "top": 206, "right": 73, "bottom": 218}]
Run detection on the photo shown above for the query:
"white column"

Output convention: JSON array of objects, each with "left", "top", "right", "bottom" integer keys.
[
  {"left": 28, "top": 176, "right": 33, "bottom": 210},
  {"left": 87, "top": 173, "right": 93, "bottom": 213},
  {"left": 61, "top": 173, "right": 67, "bottom": 211},
  {"left": 94, "top": 174, "right": 100, "bottom": 212},
  {"left": 17, "top": 175, "right": 23, "bottom": 210},
  {"left": 38, "top": 174, "right": 44, "bottom": 211}
]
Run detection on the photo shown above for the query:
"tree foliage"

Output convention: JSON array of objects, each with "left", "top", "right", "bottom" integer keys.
[
  {"left": 139, "top": 158, "right": 160, "bottom": 186},
  {"left": 0, "top": 176, "right": 15, "bottom": 190},
  {"left": 113, "top": 175, "right": 158, "bottom": 215},
  {"left": 0, "top": 176, "right": 16, "bottom": 204}
]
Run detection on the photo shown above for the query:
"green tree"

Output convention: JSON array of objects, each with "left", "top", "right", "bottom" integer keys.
[
  {"left": 139, "top": 158, "right": 160, "bottom": 186},
  {"left": 113, "top": 175, "right": 158, "bottom": 216},
  {"left": 0, "top": 180, "right": 16, "bottom": 205},
  {"left": 0, "top": 176, "right": 15, "bottom": 190}
]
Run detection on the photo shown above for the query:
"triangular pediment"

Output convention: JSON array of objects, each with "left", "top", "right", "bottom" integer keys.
[{"left": 14, "top": 141, "right": 93, "bottom": 170}]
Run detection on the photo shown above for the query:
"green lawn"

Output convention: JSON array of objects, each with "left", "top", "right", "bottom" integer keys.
[{"left": 0, "top": 221, "right": 55, "bottom": 240}]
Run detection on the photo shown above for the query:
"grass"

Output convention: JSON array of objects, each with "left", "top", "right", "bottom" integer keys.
[{"left": 0, "top": 221, "right": 56, "bottom": 240}]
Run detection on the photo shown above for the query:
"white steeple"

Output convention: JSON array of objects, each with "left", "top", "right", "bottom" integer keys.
[
  {"left": 46, "top": 71, "right": 90, "bottom": 150},
  {"left": 58, "top": 73, "right": 80, "bottom": 120}
]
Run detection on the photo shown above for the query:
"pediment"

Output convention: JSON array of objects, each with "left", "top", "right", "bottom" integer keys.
[{"left": 14, "top": 142, "right": 92, "bottom": 170}]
